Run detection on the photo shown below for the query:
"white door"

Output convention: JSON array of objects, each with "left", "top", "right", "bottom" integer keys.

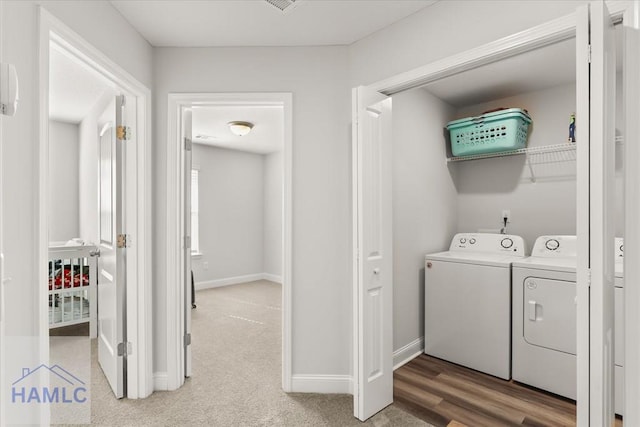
[
  {"left": 183, "top": 108, "right": 193, "bottom": 378},
  {"left": 623, "top": 19, "right": 640, "bottom": 427},
  {"left": 576, "top": 2, "right": 616, "bottom": 424},
  {"left": 352, "top": 86, "right": 393, "bottom": 421},
  {"left": 97, "top": 95, "right": 127, "bottom": 398}
]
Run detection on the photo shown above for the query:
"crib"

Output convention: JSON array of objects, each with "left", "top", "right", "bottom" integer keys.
[{"left": 48, "top": 241, "right": 98, "bottom": 338}]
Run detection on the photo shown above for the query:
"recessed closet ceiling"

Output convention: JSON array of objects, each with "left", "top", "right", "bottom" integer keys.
[
  {"left": 424, "top": 23, "right": 623, "bottom": 109},
  {"left": 422, "top": 38, "right": 577, "bottom": 108},
  {"left": 191, "top": 105, "right": 284, "bottom": 154},
  {"left": 109, "top": 0, "right": 437, "bottom": 47},
  {"left": 49, "top": 47, "right": 115, "bottom": 123}
]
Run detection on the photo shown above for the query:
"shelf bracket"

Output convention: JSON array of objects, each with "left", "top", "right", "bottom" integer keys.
[{"left": 526, "top": 155, "right": 536, "bottom": 183}]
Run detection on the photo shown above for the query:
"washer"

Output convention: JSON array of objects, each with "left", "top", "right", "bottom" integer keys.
[
  {"left": 512, "top": 235, "right": 578, "bottom": 399},
  {"left": 614, "top": 237, "right": 624, "bottom": 416},
  {"left": 424, "top": 232, "right": 526, "bottom": 380}
]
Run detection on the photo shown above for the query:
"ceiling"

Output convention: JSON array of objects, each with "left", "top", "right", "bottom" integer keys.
[
  {"left": 49, "top": 46, "right": 115, "bottom": 123},
  {"left": 422, "top": 38, "right": 577, "bottom": 108},
  {"left": 110, "top": 0, "right": 437, "bottom": 47},
  {"left": 192, "top": 105, "right": 284, "bottom": 154}
]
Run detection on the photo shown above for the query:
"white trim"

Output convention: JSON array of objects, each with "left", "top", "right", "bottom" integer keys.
[
  {"left": 166, "top": 92, "right": 293, "bottom": 393},
  {"left": 195, "top": 274, "right": 265, "bottom": 291},
  {"left": 0, "top": 1, "right": 5, "bottom": 424},
  {"left": 370, "top": 2, "right": 629, "bottom": 96},
  {"left": 351, "top": 88, "right": 359, "bottom": 415},
  {"left": 263, "top": 273, "right": 283, "bottom": 284},
  {"left": 290, "top": 375, "right": 352, "bottom": 394},
  {"left": 38, "top": 8, "right": 153, "bottom": 399},
  {"left": 623, "top": 3, "right": 640, "bottom": 425},
  {"left": 153, "top": 372, "right": 168, "bottom": 391},
  {"left": 393, "top": 338, "right": 424, "bottom": 371},
  {"left": 195, "top": 273, "right": 284, "bottom": 291}
]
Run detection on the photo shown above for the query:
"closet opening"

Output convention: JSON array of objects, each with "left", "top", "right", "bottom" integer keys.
[{"left": 352, "top": 3, "right": 631, "bottom": 425}]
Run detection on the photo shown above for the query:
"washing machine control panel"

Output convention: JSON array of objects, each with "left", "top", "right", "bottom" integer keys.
[
  {"left": 531, "top": 236, "right": 577, "bottom": 257},
  {"left": 449, "top": 233, "right": 525, "bottom": 256}
]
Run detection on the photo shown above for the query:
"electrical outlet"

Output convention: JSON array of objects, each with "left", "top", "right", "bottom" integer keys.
[
  {"left": 502, "top": 210, "right": 511, "bottom": 223},
  {"left": 203, "top": 261, "right": 209, "bottom": 271}
]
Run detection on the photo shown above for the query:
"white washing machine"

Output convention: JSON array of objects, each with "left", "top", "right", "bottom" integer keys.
[
  {"left": 424, "top": 233, "right": 526, "bottom": 380},
  {"left": 614, "top": 237, "right": 624, "bottom": 416},
  {"left": 512, "top": 236, "right": 624, "bottom": 415},
  {"left": 511, "top": 235, "right": 578, "bottom": 400}
]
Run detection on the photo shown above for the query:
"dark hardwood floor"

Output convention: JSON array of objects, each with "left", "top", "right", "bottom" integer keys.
[{"left": 394, "top": 354, "right": 623, "bottom": 427}]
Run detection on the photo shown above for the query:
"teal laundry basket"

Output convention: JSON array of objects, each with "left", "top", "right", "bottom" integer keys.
[{"left": 447, "top": 108, "right": 532, "bottom": 157}]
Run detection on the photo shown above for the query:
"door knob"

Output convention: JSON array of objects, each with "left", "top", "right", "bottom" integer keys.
[{"left": 373, "top": 268, "right": 380, "bottom": 275}]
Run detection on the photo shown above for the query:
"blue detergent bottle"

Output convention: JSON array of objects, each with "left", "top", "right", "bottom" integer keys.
[{"left": 568, "top": 113, "right": 576, "bottom": 143}]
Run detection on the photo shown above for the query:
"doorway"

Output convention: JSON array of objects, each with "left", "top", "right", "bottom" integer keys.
[
  {"left": 166, "top": 93, "right": 293, "bottom": 391},
  {"left": 352, "top": 2, "right": 635, "bottom": 424},
  {"left": 38, "top": 9, "right": 152, "bottom": 400}
]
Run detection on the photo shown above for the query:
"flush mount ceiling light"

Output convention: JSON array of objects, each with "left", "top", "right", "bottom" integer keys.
[{"left": 228, "top": 121, "right": 254, "bottom": 136}]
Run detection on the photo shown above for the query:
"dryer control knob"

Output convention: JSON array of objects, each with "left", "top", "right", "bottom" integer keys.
[
  {"left": 459, "top": 238, "right": 467, "bottom": 244},
  {"left": 501, "top": 238, "right": 513, "bottom": 249},
  {"left": 545, "top": 239, "right": 560, "bottom": 251},
  {"left": 469, "top": 238, "right": 476, "bottom": 244}
]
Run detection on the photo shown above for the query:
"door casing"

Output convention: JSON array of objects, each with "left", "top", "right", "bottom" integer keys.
[
  {"left": 165, "top": 92, "right": 294, "bottom": 391},
  {"left": 353, "top": 2, "right": 635, "bottom": 423},
  {"left": 37, "top": 7, "right": 153, "bottom": 399}
]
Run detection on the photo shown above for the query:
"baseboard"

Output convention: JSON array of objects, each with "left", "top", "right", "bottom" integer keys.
[
  {"left": 393, "top": 337, "right": 424, "bottom": 370},
  {"left": 153, "top": 372, "right": 168, "bottom": 391},
  {"left": 262, "top": 273, "right": 282, "bottom": 284},
  {"left": 290, "top": 374, "right": 352, "bottom": 394},
  {"left": 196, "top": 273, "right": 283, "bottom": 290},
  {"left": 195, "top": 273, "right": 265, "bottom": 291}
]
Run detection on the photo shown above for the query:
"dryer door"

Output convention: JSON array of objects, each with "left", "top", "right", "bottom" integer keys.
[{"left": 524, "top": 277, "right": 577, "bottom": 355}]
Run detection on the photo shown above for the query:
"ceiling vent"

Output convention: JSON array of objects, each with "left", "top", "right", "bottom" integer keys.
[{"left": 265, "top": 0, "right": 299, "bottom": 13}]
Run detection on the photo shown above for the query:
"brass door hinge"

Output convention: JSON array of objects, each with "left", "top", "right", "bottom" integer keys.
[
  {"left": 117, "top": 125, "right": 131, "bottom": 141},
  {"left": 117, "top": 234, "right": 128, "bottom": 249}
]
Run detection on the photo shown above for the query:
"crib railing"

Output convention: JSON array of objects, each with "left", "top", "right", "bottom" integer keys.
[{"left": 48, "top": 242, "right": 98, "bottom": 338}]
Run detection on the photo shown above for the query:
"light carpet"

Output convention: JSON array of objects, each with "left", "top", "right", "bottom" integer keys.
[{"left": 65, "top": 280, "right": 430, "bottom": 426}]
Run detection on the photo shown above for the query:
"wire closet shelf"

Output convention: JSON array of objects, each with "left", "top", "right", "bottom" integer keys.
[{"left": 446, "top": 137, "right": 623, "bottom": 182}]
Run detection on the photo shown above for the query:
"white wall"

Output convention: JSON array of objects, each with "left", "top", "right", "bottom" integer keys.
[
  {"left": 48, "top": 120, "right": 79, "bottom": 242},
  {"left": 349, "top": 0, "right": 589, "bottom": 87},
  {"left": 154, "top": 47, "right": 351, "bottom": 377},
  {"left": 263, "top": 151, "right": 283, "bottom": 278},
  {"left": 455, "top": 83, "right": 578, "bottom": 247},
  {"left": 0, "top": 0, "right": 152, "bottom": 345},
  {"left": 191, "top": 145, "right": 265, "bottom": 284},
  {"left": 392, "top": 89, "right": 458, "bottom": 355}
]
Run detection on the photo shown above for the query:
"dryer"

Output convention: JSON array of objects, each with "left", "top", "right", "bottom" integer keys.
[
  {"left": 512, "top": 235, "right": 624, "bottom": 414},
  {"left": 424, "top": 233, "right": 526, "bottom": 380},
  {"left": 511, "top": 235, "right": 578, "bottom": 399}
]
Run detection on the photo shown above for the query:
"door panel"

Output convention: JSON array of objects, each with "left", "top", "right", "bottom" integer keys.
[
  {"left": 97, "top": 96, "right": 126, "bottom": 399},
  {"left": 353, "top": 86, "right": 392, "bottom": 421},
  {"left": 589, "top": 1, "right": 616, "bottom": 424},
  {"left": 523, "top": 277, "right": 576, "bottom": 355},
  {"left": 183, "top": 108, "right": 193, "bottom": 378}
]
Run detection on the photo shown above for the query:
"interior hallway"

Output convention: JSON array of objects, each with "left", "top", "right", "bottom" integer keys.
[{"left": 84, "top": 280, "right": 428, "bottom": 426}]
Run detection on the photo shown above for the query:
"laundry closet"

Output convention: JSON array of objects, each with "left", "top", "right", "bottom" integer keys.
[
  {"left": 352, "top": 1, "right": 633, "bottom": 424},
  {"left": 395, "top": 11, "right": 624, "bottom": 423}
]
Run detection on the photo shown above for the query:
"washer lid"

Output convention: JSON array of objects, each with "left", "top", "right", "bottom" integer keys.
[{"left": 425, "top": 251, "right": 523, "bottom": 268}]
